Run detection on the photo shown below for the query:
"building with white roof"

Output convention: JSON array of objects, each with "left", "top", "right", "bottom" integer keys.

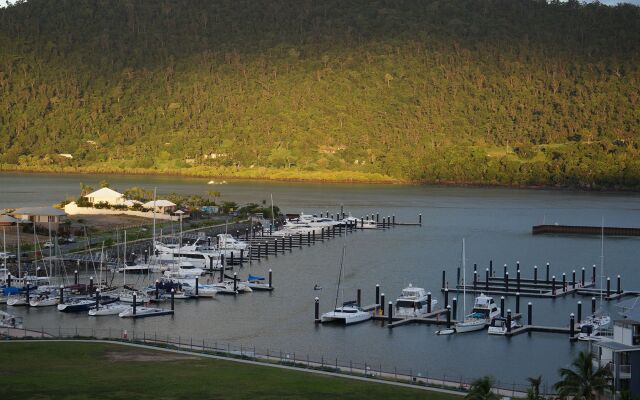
[
  {"left": 85, "top": 187, "right": 126, "bottom": 206},
  {"left": 142, "top": 200, "right": 177, "bottom": 214}
]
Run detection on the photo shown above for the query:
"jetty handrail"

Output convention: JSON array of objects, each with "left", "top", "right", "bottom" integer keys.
[{"left": 1, "top": 325, "right": 545, "bottom": 397}]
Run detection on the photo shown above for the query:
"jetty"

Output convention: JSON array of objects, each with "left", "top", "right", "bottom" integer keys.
[{"left": 532, "top": 224, "right": 640, "bottom": 237}]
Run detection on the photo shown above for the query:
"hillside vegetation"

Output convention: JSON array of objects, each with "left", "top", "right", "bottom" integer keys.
[{"left": 1, "top": 0, "right": 639, "bottom": 188}]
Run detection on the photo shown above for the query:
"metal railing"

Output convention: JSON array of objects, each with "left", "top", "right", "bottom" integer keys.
[{"left": 1, "top": 325, "right": 547, "bottom": 397}]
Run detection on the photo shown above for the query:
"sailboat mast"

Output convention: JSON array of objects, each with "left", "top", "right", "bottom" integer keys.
[
  {"left": 123, "top": 230, "right": 127, "bottom": 287},
  {"left": 462, "top": 238, "right": 466, "bottom": 318},
  {"left": 600, "top": 217, "right": 604, "bottom": 307},
  {"left": 152, "top": 188, "right": 157, "bottom": 252},
  {"left": 270, "top": 193, "right": 275, "bottom": 229}
]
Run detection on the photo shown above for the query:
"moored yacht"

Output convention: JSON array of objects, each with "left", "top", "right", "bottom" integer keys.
[
  {"left": 395, "top": 284, "right": 437, "bottom": 317},
  {"left": 88, "top": 303, "right": 129, "bottom": 316},
  {"left": 163, "top": 262, "right": 205, "bottom": 279}
]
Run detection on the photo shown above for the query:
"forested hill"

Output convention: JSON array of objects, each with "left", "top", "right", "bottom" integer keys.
[{"left": 1, "top": 0, "right": 640, "bottom": 188}]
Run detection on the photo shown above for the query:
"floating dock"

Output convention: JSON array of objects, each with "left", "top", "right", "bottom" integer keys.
[{"left": 532, "top": 224, "right": 640, "bottom": 237}]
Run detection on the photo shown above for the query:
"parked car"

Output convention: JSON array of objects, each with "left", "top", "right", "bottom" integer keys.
[
  {"left": 0, "top": 251, "right": 16, "bottom": 259},
  {"left": 43, "top": 240, "right": 54, "bottom": 248}
]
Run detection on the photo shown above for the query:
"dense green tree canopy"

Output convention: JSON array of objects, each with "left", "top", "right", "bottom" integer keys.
[{"left": 0, "top": 0, "right": 639, "bottom": 188}]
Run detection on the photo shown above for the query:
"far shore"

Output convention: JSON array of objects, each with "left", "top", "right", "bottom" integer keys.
[{"left": 2, "top": 164, "right": 640, "bottom": 193}]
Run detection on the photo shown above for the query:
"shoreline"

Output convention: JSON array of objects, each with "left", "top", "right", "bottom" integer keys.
[{"left": 2, "top": 164, "right": 640, "bottom": 193}]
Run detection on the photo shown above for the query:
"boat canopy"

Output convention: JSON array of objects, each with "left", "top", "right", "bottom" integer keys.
[
  {"left": 248, "top": 275, "right": 265, "bottom": 281},
  {"left": 3, "top": 287, "right": 21, "bottom": 294}
]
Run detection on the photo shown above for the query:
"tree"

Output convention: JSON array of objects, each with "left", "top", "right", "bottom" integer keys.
[
  {"left": 466, "top": 376, "right": 500, "bottom": 400},
  {"left": 554, "top": 351, "right": 612, "bottom": 400},
  {"left": 99, "top": 180, "right": 109, "bottom": 188},
  {"left": 527, "top": 376, "right": 543, "bottom": 400},
  {"left": 79, "top": 182, "right": 94, "bottom": 196}
]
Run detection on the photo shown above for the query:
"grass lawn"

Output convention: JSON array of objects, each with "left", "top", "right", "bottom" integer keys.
[{"left": 0, "top": 342, "right": 462, "bottom": 399}]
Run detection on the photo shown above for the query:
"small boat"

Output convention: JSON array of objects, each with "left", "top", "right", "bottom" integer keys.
[
  {"left": 29, "top": 294, "right": 59, "bottom": 307},
  {"left": 89, "top": 303, "right": 130, "bottom": 316},
  {"left": 117, "top": 262, "right": 150, "bottom": 274},
  {"left": 395, "top": 284, "right": 437, "bottom": 318},
  {"left": 487, "top": 317, "right": 520, "bottom": 335},
  {"left": 313, "top": 284, "right": 323, "bottom": 291},
  {"left": 210, "top": 280, "right": 252, "bottom": 294},
  {"left": 321, "top": 301, "right": 372, "bottom": 325},
  {"left": 6, "top": 295, "right": 30, "bottom": 306},
  {"left": 435, "top": 328, "right": 456, "bottom": 335},
  {"left": 118, "top": 306, "right": 173, "bottom": 318},
  {"left": 242, "top": 275, "right": 273, "bottom": 291},
  {"left": 57, "top": 298, "right": 95, "bottom": 312},
  {"left": 118, "top": 291, "right": 150, "bottom": 304},
  {"left": 0, "top": 310, "right": 22, "bottom": 328}
]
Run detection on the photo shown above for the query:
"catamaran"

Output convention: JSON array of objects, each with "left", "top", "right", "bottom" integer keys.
[{"left": 321, "top": 241, "right": 371, "bottom": 325}]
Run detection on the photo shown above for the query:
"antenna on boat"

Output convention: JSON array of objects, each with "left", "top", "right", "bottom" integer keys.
[
  {"left": 462, "top": 238, "right": 466, "bottom": 320},
  {"left": 599, "top": 216, "right": 604, "bottom": 310}
]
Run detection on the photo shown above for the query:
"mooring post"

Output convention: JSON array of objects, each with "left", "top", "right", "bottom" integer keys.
[
  {"left": 552, "top": 276, "right": 556, "bottom": 295},
  {"left": 388, "top": 302, "right": 393, "bottom": 324},
  {"left": 500, "top": 296, "right": 505, "bottom": 317},
  {"left": 357, "top": 289, "right": 361, "bottom": 307},
  {"left": 133, "top": 293, "right": 137, "bottom": 315},
  {"left": 503, "top": 263, "right": 508, "bottom": 277},
  {"left": 442, "top": 270, "right": 446, "bottom": 289},
  {"left": 444, "top": 288, "right": 449, "bottom": 309},
  {"left": 592, "top": 297, "right": 597, "bottom": 314},
  {"left": 418, "top": 214, "right": 422, "bottom": 225},
  {"left": 233, "top": 273, "right": 238, "bottom": 294},
  {"left": 59, "top": 285, "right": 64, "bottom": 304},
  {"left": 572, "top": 270, "right": 576, "bottom": 288},
  {"left": 569, "top": 313, "right": 575, "bottom": 337},
  {"left": 527, "top": 302, "right": 532, "bottom": 325},
  {"left": 507, "top": 310, "right": 512, "bottom": 334},
  {"left": 473, "top": 271, "right": 478, "bottom": 291},
  {"left": 171, "top": 289, "right": 175, "bottom": 311},
  {"left": 95, "top": 289, "right": 100, "bottom": 310},
  {"left": 240, "top": 249, "right": 244, "bottom": 265},
  {"left": 74, "top": 270, "right": 78, "bottom": 285},
  {"left": 534, "top": 265, "right": 538, "bottom": 284},
  {"left": 505, "top": 272, "right": 509, "bottom": 293},
  {"left": 562, "top": 273, "right": 567, "bottom": 292},
  {"left": 485, "top": 268, "right": 489, "bottom": 290},
  {"left": 89, "top": 276, "right": 94, "bottom": 293},
  {"left": 380, "top": 293, "right": 385, "bottom": 315},
  {"left": 392, "top": 215, "right": 395, "bottom": 226},
  {"left": 268, "top": 269, "right": 273, "bottom": 289},
  {"left": 606, "top": 277, "right": 611, "bottom": 298},
  {"left": 517, "top": 269, "right": 521, "bottom": 292},
  {"left": 25, "top": 283, "right": 30, "bottom": 304},
  {"left": 375, "top": 284, "right": 380, "bottom": 305},
  {"left": 581, "top": 267, "right": 585, "bottom": 286},
  {"left": 314, "top": 297, "right": 320, "bottom": 321},
  {"left": 6, "top": 273, "right": 11, "bottom": 287},
  {"left": 577, "top": 301, "right": 582, "bottom": 323},
  {"left": 209, "top": 257, "right": 214, "bottom": 272},
  {"left": 456, "top": 267, "right": 460, "bottom": 285},
  {"left": 446, "top": 306, "right": 451, "bottom": 328},
  {"left": 515, "top": 292, "right": 520, "bottom": 314},
  {"left": 546, "top": 263, "right": 550, "bottom": 282},
  {"left": 155, "top": 280, "right": 159, "bottom": 300},
  {"left": 195, "top": 277, "right": 199, "bottom": 296},
  {"left": 452, "top": 297, "right": 457, "bottom": 320},
  {"left": 489, "top": 260, "right": 493, "bottom": 277},
  {"left": 617, "top": 275, "right": 621, "bottom": 294},
  {"left": 427, "top": 292, "right": 432, "bottom": 313},
  {"left": 592, "top": 264, "right": 596, "bottom": 284}
]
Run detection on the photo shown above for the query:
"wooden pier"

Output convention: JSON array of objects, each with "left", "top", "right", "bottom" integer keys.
[{"left": 532, "top": 224, "right": 640, "bottom": 237}]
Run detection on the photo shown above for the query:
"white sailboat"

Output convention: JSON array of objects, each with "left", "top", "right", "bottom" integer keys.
[
  {"left": 455, "top": 239, "right": 486, "bottom": 333},
  {"left": 579, "top": 218, "right": 611, "bottom": 340}
]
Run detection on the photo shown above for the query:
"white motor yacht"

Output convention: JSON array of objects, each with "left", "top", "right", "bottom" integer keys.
[
  {"left": 321, "top": 302, "right": 372, "bottom": 325},
  {"left": 6, "top": 295, "right": 30, "bottom": 306},
  {"left": 210, "top": 280, "right": 252, "bottom": 294},
  {"left": 163, "top": 262, "right": 205, "bottom": 279},
  {"left": 395, "top": 284, "right": 437, "bottom": 317},
  {"left": 487, "top": 317, "right": 520, "bottom": 335}
]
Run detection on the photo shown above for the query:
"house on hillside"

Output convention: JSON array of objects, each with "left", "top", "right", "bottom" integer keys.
[
  {"left": 142, "top": 200, "right": 177, "bottom": 214},
  {"left": 11, "top": 207, "right": 67, "bottom": 230},
  {"left": 85, "top": 187, "right": 126, "bottom": 206}
]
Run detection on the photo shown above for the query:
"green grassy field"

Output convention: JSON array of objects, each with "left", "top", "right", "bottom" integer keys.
[{"left": 0, "top": 342, "right": 461, "bottom": 399}]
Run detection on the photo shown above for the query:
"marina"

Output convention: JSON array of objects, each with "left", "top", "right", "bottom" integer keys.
[{"left": 2, "top": 173, "right": 640, "bottom": 389}]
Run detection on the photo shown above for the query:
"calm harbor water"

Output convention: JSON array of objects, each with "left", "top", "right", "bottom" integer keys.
[{"left": 2, "top": 172, "right": 640, "bottom": 387}]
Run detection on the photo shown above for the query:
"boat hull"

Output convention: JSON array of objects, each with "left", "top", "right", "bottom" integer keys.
[
  {"left": 455, "top": 320, "right": 486, "bottom": 333},
  {"left": 321, "top": 311, "right": 371, "bottom": 325}
]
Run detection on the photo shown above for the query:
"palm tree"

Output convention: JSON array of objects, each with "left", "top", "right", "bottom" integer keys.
[
  {"left": 554, "top": 351, "right": 612, "bottom": 400},
  {"left": 527, "top": 375, "right": 542, "bottom": 400},
  {"left": 466, "top": 376, "right": 500, "bottom": 400}
]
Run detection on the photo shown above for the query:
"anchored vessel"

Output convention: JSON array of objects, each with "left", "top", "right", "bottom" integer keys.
[{"left": 395, "top": 284, "right": 437, "bottom": 318}]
